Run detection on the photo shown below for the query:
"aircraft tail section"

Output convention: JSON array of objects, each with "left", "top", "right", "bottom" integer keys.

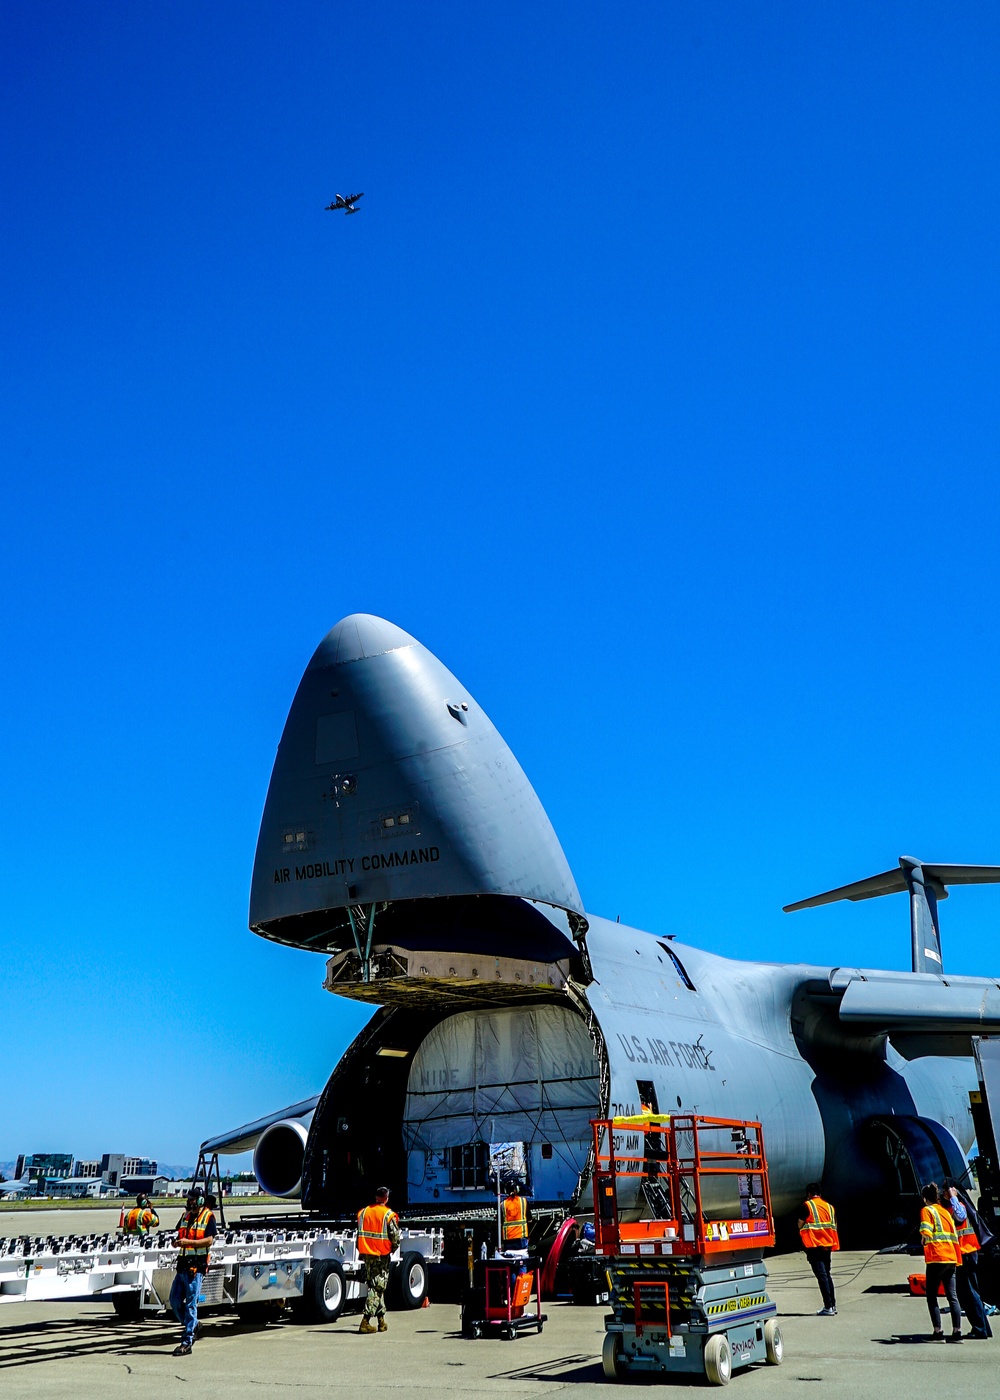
[{"left": 784, "top": 856, "right": 1000, "bottom": 975}]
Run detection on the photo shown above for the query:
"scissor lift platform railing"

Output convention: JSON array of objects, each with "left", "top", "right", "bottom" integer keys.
[{"left": 591, "top": 1114, "right": 783, "bottom": 1385}]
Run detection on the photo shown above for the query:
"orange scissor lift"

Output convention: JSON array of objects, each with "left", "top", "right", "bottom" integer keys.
[{"left": 591, "top": 1114, "right": 784, "bottom": 1385}]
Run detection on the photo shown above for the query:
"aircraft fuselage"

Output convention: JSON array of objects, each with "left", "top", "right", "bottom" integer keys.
[{"left": 244, "top": 615, "right": 983, "bottom": 1240}]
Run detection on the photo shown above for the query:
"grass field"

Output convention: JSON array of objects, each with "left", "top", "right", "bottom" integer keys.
[{"left": 0, "top": 1195, "right": 282, "bottom": 1213}]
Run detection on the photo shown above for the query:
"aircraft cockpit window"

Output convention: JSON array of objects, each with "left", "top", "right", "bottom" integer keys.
[{"left": 658, "top": 943, "right": 696, "bottom": 991}]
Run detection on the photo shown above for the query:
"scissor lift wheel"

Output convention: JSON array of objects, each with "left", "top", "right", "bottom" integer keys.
[
  {"left": 763, "top": 1319, "right": 783, "bottom": 1364},
  {"left": 703, "top": 1334, "right": 732, "bottom": 1386},
  {"left": 602, "top": 1332, "right": 626, "bottom": 1379}
]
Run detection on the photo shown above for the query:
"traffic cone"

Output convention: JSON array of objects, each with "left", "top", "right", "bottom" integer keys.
[{"left": 421, "top": 1296, "right": 430, "bottom": 1308}]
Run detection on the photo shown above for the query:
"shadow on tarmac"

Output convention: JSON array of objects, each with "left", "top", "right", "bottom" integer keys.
[
  {"left": 484, "top": 1353, "right": 778, "bottom": 1387},
  {"left": 486, "top": 1352, "right": 600, "bottom": 1383},
  {"left": 0, "top": 1315, "right": 178, "bottom": 1369},
  {"left": 0, "top": 1314, "right": 257, "bottom": 1369},
  {"left": 874, "top": 1333, "right": 956, "bottom": 1345}
]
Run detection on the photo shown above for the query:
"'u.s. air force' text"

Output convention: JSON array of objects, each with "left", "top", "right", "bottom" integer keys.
[
  {"left": 616, "top": 1032, "right": 715, "bottom": 1071},
  {"left": 273, "top": 846, "right": 441, "bottom": 883}
]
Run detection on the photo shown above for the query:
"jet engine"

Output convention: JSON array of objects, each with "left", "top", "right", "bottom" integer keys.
[{"left": 253, "top": 1118, "right": 310, "bottom": 1198}]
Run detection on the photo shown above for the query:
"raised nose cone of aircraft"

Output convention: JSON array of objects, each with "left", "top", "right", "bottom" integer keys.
[
  {"left": 310, "top": 613, "right": 419, "bottom": 667},
  {"left": 249, "top": 614, "right": 584, "bottom": 985}
]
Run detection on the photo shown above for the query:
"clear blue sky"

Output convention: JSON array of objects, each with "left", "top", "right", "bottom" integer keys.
[{"left": 3, "top": 2, "right": 999, "bottom": 1166}]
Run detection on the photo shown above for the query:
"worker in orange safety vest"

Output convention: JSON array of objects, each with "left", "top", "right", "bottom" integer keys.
[
  {"left": 502, "top": 1183, "right": 529, "bottom": 1249},
  {"left": 943, "top": 1183, "right": 992, "bottom": 1340},
  {"left": 119, "top": 1193, "right": 159, "bottom": 1238},
  {"left": 357, "top": 1186, "right": 400, "bottom": 1334},
  {"left": 798, "top": 1185, "right": 839, "bottom": 1315},
  {"left": 169, "top": 1188, "right": 217, "bottom": 1356},
  {"left": 920, "top": 1181, "right": 963, "bottom": 1341}
]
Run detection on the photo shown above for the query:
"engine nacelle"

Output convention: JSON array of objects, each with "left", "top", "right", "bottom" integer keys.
[{"left": 253, "top": 1118, "right": 310, "bottom": 1198}]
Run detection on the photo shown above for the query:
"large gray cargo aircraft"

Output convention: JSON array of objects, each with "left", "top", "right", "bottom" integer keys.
[{"left": 206, "top": 614, "right": 1000, "bottom": 1239}]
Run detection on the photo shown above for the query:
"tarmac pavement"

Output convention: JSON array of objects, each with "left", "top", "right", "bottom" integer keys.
[{"left": 0, "top": 1212, "right": 994, "bottom": 1400}]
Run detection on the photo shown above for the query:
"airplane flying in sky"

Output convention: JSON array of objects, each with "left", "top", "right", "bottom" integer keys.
[
  {"left": 325, "top": 192, "right": 364, "bottom": 215},
  {"left": 205, "top": 614, "right": 1000, "bottom": 1246}
]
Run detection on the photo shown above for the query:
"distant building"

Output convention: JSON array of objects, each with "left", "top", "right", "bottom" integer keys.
[
  {"left": 14, "top": 1153, "right": 74, "bottom": 1193},
  {"left": 120, "top": 1174, "right": 169, "bottom": 1198},
  {"left": 99, "top": 1154, "right": 157, "bottom": 1188},
  {"left": 73, "top": 1160, "right": 101, "bottom": 1179},
  {"left": 45, "top": 1177, "right": 106, "bottom": 1199}
]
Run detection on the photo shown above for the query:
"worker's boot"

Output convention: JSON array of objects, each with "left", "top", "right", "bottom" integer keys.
[
  {"left": 358, "top": 1318, "right": 377, "bottom": 1334},
  {"left": 378, "top": 1317, "right": 388, "bottom": 1333}
]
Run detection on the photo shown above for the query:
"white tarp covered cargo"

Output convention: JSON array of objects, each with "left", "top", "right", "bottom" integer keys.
[{"left": 403, "top": 1005, "right": 601, "bottom": 1204}]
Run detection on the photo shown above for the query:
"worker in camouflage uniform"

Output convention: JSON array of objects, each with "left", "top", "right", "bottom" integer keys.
[{"left": 357, "top": 1186, "right": 400, "bottom": 1333}]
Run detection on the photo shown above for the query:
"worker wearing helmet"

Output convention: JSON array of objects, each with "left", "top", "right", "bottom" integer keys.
[
  {"left": 357, "top": 1186, "right": 400, "bottom": 1333},
  {"left": 119, "top": 1193, "right": 160, "bottom": 1239},
  {"left": 170, "top": 1187, "right": 217, "bottom": 1356}
]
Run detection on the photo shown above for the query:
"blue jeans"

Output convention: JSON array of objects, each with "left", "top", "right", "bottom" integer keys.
[
  {"left": 805, "top": 1247, "right": 836, "bottom": 1310},
  {"left": 957, "top": 1253, "right": 992, "bottom": 1337},
  {"left": 169, "top": 1268, "right": 201, "bottom": 1344}
]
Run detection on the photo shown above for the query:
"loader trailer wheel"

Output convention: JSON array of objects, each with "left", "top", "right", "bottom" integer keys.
[
  {"left": 112, "top": 1291, "right": 143, "bottom": 1321},
  {"left": 297, "top": 1260, "right": 346, "bottom": 1323},
  {"left": 391, "top": 1251, "right": 428, "bottom": 1310}
]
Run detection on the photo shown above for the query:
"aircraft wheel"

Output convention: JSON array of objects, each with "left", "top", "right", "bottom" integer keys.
[
  {"left": 602, "top": 1331, "right": 626, "bottom": 1379},
  {"left": 297, "top": 1260, "right": 346, "bottom": 1323},
  {"left": 703, "top": 1334, "right": 732, "bottom": 1386},
  {"left": 763, "top": 1319, "right": 783, "bottom": 1365}
]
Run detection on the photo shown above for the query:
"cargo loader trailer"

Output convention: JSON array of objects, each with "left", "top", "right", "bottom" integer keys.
[{"left": 0, "top": 1224, "right": 442, "bottom": 1324}]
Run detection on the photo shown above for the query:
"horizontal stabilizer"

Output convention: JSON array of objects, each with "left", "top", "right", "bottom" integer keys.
[
  {"left": 785, "top": 856, "right": 1000, "bottom": 977},
  {"left": 784, "top": 861, "right": 1000, "bottom": 911}
]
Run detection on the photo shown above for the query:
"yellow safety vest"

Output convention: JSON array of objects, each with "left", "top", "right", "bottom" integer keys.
[
  {"left": 120, "top": 1206, "right": 159, "bottom": 1235},
  {"left": 950, "top": 1206, "right": 980, "bottom": 1255},
  {"left": 920, "top": 1203, "right": 961, "bottom": 1265},
  {"left": 176, "top": 1208, "right": 214, "bottom": 1258},
  {"left": 503, "top": 1195, "right": 528, "bottom": 1242}
]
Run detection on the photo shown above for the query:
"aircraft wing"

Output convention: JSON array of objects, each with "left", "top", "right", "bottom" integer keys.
[
  {"left": 344, "top": 191, "right": 363, "bottom": 203},
  {"left": 836, "top": 973, "right": 1000, "bottom": 1032},
  {"left": 199, "top": 1095, "right": 320, "bottom": 1155},
  {"left": 815, "top": 967, "right": 1000, "bottom": 1058}
]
